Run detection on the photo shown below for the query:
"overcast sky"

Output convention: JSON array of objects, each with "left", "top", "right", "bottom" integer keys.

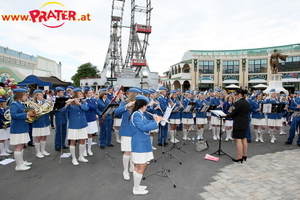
[{"left": 1, "top": 0, "right": 299, "bottom": 82}]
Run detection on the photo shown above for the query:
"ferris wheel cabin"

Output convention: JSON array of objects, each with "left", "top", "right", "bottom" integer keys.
[
  {"left": 131, "top": 59, "right": 147, "bottom": 66},
  {"left": 135, "top": 24, "right": 152, "bottom": 34}
]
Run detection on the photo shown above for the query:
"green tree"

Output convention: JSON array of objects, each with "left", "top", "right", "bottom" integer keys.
[{"left": 71, "top": 62, "right": 100, "bottom": 87}]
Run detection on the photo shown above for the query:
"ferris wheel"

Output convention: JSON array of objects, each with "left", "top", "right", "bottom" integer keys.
[{"left": 103, "top": 0, "right": 152, "bottom": 78}]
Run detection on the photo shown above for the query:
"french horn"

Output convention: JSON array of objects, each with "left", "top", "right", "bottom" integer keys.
[
  {"left": 23, "top": 100, "right": 53, "bottom": 123},
  {"left": 1, "top": 109, "right": 11, "bottom": 130}
]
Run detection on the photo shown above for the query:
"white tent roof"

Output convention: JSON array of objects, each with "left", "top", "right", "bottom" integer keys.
[
  {"left": 225, "top": 84, "right": 239, "bottom": 88},
  {"left": 253, "top": 84, "right": 268, "bottom": 88}
]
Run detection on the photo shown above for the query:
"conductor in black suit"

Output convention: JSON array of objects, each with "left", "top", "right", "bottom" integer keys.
[{"left": 222, "top": 89, "right": 250, "bottom": 163}]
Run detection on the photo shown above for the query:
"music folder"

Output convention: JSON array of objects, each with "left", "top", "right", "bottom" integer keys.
[
  {"left": 262, "top": 103, "right": 284, "bottom": 113},
  {"left": 101, "top": 104, "right": 119, "bottom": 116},
  {"left": 53, "top": 98, "right": 68, "bottom": 111},
  {"left": 183, "top": 102, "right": 196, "bottom": 113}
]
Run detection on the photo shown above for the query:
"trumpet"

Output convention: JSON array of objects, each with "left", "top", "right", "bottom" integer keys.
[{"left": 145, "top": 111, "right": 170, "bottom": 123}]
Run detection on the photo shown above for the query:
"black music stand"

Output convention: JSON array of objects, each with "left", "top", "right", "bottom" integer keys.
[
  {"left": 179, "top": 102, "right": 197, "bottom": 148},
  {"left": 53, "top": 98, "right": 70, "bottom": 163},
  {"left": 143, "top": 124, "right": 176, "bottom": 188},
  {"left": 94, "top": 104, "right": 119, "bottom": 167},
  {"left": 156, "top": 105, "right": 186, "bottom": 163},
  {"left": 210, "top": 110, "right": 232, "bottom": 159}
]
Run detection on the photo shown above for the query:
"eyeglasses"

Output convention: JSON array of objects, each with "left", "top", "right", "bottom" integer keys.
[
  {"left": 104, "top": 93, "right": 108, "bottom": 95},
  {"left": 234, "top": 93, "right": 238, "bottom": 96}
]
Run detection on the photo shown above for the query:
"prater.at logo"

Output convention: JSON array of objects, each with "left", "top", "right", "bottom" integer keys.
[{"left": 29, "top": 2, "right": 91, "bottom": 28}]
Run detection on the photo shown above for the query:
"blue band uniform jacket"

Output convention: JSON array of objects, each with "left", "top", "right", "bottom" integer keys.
[{"left": 130, "top": 110, "right": 158, "bottom": 153}]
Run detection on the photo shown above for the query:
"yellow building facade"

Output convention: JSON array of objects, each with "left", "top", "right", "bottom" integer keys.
[{"left": 162, "top": 44, "right": 300, "bottom": 93}]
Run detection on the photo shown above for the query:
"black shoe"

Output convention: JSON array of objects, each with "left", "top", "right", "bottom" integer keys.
[
  {"left": 247, "top": 140, "right": 251, "bottom": 143},
  {"left": 55, "top": 148, "right": 61, "bottom": 151},
  {"left": 157, "top": 143, "right": 163, "bottom": 146},
  {"left": 108, "top": 144, "right": 114, "bottom": 147},
  {"left": 100, "top": 146, "right": 105, "bottom": 149},
  {"left": 285, "top": 141, "right": 292, "bottom": 145},
  {"left": 164, "top": 142, "right": 169, "bottom": 146},
  {"left": 242, "top": 156, "right": 247, "bottom": 161},
  {"left": 28, "top": 143, "right": 35, "bottom": 146},
  {"left": 62, "top": 146, "right": 69, "bottom": 149},
  {"left": 93, "top": 133, "right": 98, "bottom": 136},
  {"left": 232, "top": 158, "right": 243, "bottom": 163},
  {"left": 297, "top": 144, "right": 300, "bottom": 147}
]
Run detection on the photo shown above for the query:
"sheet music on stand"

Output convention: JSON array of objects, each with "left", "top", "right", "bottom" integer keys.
[
  {"left": 172, "top": 106, "right": 183, "bottom": 113},
  {"left": 291, "top": 112, "right": 300, "bottom": 117},
  {"left": 208, "top": 105, "right": 217, "bottom": 112},
  {"left": 262, "top": 104, "right": 272, "bottom": 113},
  {"left": 161, "top": 104, "right": 176, "bottom": 126},
  {"left": 53, "top": 98, "right": 69, "bottom": 111},
  {"left": 210, "top": 110, "right": 225, "bottom": 118},
  {"left": 101, "top": 104, "right": 119, "bottom": 116},
  {"left": 183, "top": 102, "right": 196, "bottom": 113},
  {"left": 199, "top": 105, "right": 210, "bottom": 112}
]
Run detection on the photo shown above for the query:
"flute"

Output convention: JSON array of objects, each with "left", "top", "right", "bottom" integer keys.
[
  {"left": 65, "top": 97, "right": 85, "bottom": 103},
  {"left": 145, "top": 111, "right": 170, "bottom": 123}
]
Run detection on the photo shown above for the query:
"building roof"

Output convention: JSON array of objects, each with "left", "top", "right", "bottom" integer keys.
[
  {"left": 0, "top": 46, "right": 37, "bottom": 62},
  {"left": 182, "top": 43, "right": 300, "bottom": 61}
]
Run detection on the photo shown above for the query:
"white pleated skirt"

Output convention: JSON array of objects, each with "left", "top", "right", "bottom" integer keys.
[
  {"left": 251, "top": 118, "right": 267, "bottom": 126},
  {"left": 5, "top": 127, "right": 10, "bottom": 139},
  {"left": 67, "top": 127, "right": 88, "bottom": 140},
  {"left": 86, "top": 121, "right": 98, "bottom": 134},
  {"left": 0, "top": 129, "right": 9, "bottom": 140},
  {"left": 169, "top": 119, "right": 181, "bottom": 124},
  {"left": 32, "top": 126, "right": 51, "bottom": 137},
  {"left": 10, "top": 133, "right": 30, "bottom": 145},
  {"left": 196, "top": 118, "right": 207, "bottom": 124},
  {"left": 267, "top": 119, "right": 282, "bottom": 127},
  {"left": 181, "top": 118, "right": 194, "bottom": 125},
  {"left": 207, "top": 112, "right": 211, "bottom": 116},
  {"left": 121, "top": 136, "right": 131, "bottom": 151},
  {"left": 211, "top": 116, "right": 221, "bottom": 125},
  {"left": 114, "top": 118, "right": 122, "bottom": 127},
  {"left": 132, "top": 152, "right": 154, "bottom": 164},
  {"left": 225, "top": 120, "right": 233, "bottom": 127}
]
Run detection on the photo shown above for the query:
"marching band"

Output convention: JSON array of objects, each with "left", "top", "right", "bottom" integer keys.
[{"left": 2, "top": 83, "right": 300, "bottom": 195}]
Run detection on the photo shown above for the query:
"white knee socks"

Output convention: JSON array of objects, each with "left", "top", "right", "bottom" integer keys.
[
  {"left": 133, "top": 171, "right": 143, "bottom": 191},
  {"left": 123, "top": 154, "right": 130, "bottom": 173}
]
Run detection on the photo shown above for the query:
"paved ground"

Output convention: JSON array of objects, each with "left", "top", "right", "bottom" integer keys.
[{"left": 1, "top": 124, "right": 299, "bottom": 200}]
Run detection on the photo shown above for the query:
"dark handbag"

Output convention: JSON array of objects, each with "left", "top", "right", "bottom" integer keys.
[{"left": 195, "top": 139, "right": 209, "bottom": 152}]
